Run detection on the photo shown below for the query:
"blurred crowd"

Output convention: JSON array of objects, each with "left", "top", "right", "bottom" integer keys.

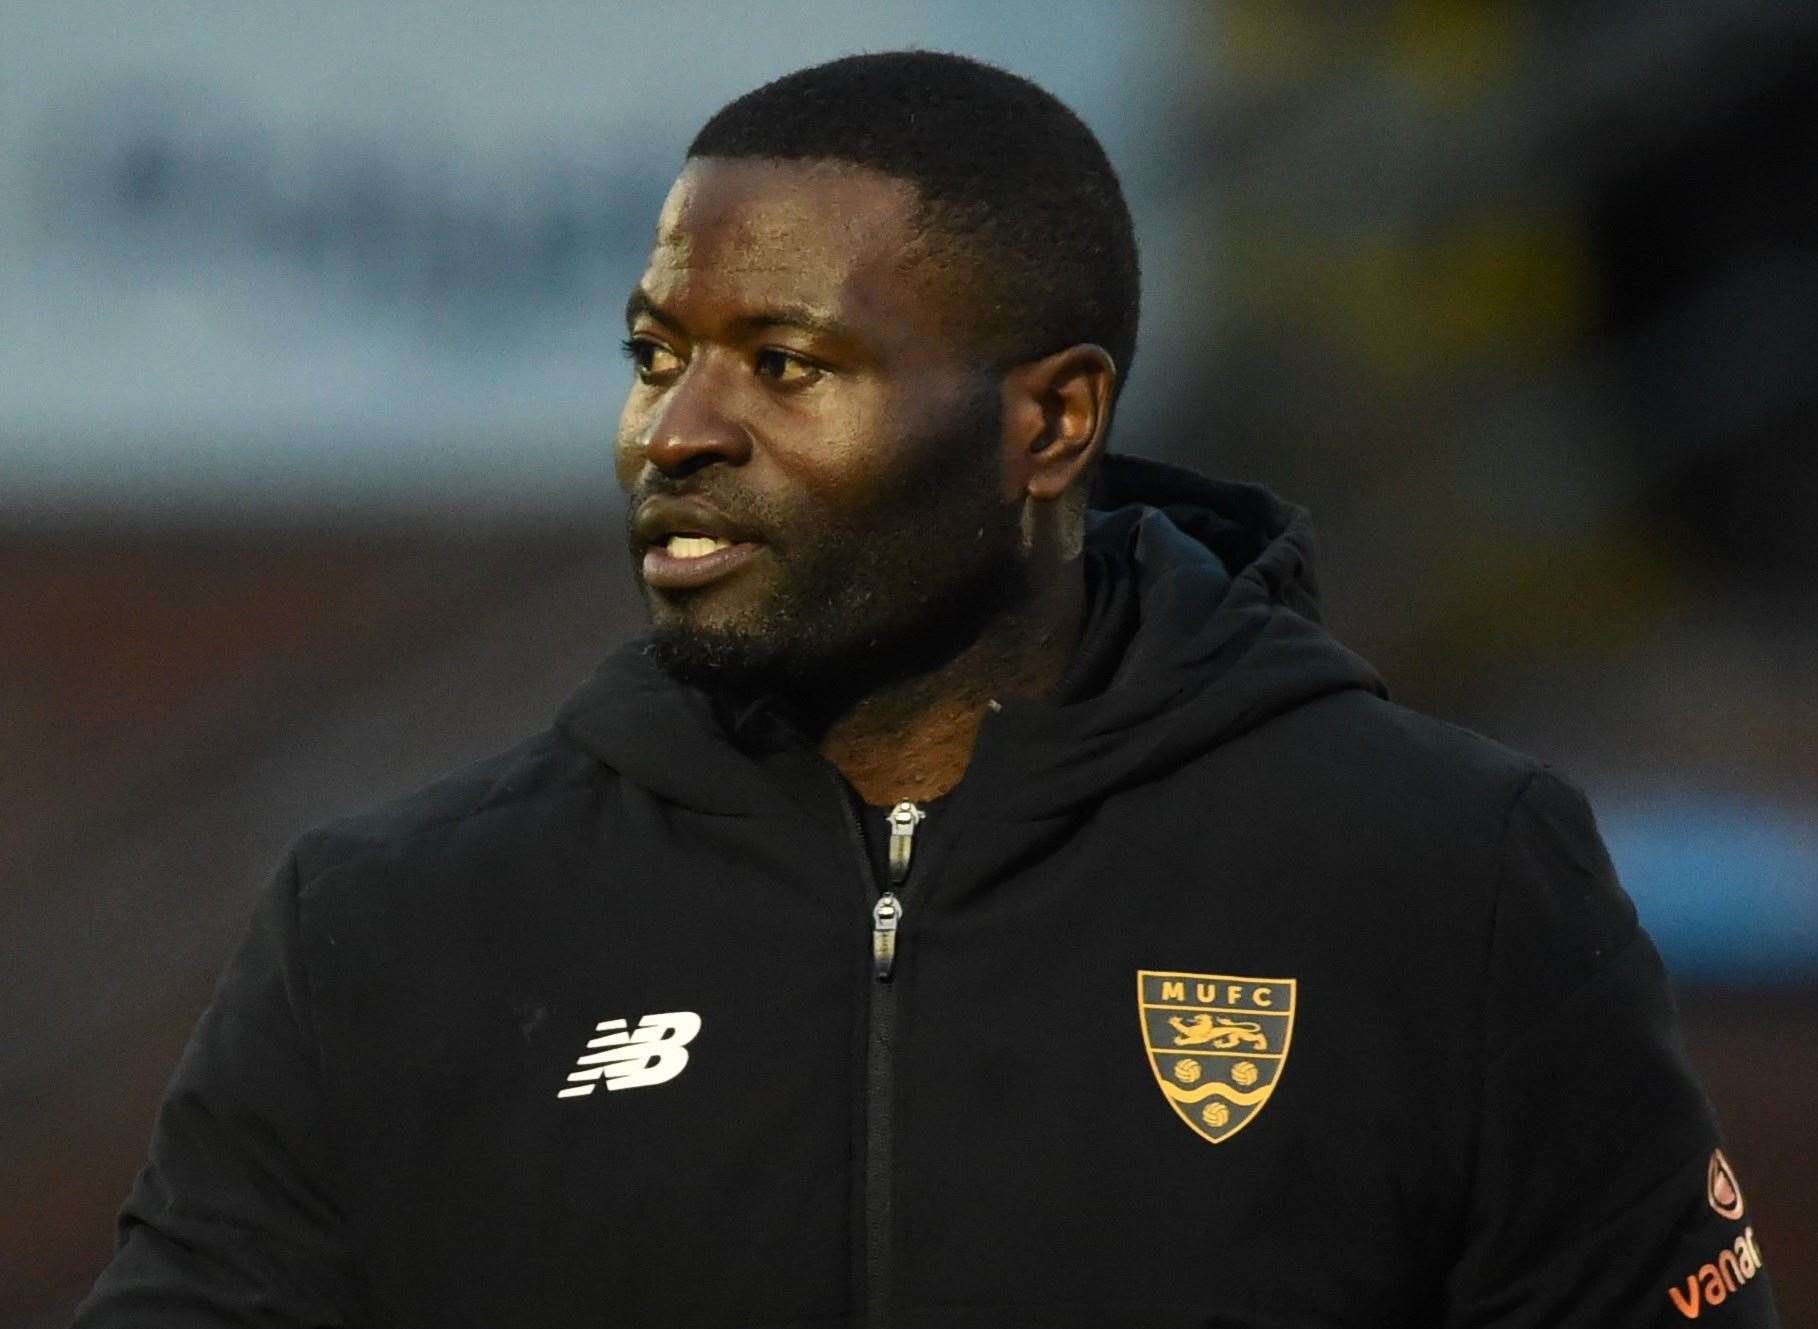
[{"left": 1167, "top": 1, "right": 1818, "bottom": 981}]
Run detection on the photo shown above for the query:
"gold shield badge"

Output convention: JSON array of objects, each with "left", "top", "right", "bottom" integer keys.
[{"left": 1138, "top": 970, "right": 1296, "bottom": 1145}]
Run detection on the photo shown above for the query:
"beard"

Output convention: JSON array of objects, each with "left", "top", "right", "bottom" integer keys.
[{"left": 631, "top": 385, "right": 1029, "bottom": 705}]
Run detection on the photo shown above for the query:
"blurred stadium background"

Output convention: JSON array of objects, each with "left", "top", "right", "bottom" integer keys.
[{"left": 4, "top": 1, "right": 1814, "bottom": 1322}]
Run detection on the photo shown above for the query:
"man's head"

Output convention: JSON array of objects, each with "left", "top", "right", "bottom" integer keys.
[
  {"left": 686, "top": 51, "right": 1141, "bottom": 395},
  {"left": 616, "top": 51, "right": 1139, "bottom": 699}
]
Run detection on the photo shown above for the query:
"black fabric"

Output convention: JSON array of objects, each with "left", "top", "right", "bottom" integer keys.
[
  {"left": 76, "top": 454, "right": 1780, "bottom": 1328},
  {"left": 1047, "top": 537, "right": 1141, "bottom": 706},
  {"left": 855, "top": 543, "right": 1132, "bottom": 882}
]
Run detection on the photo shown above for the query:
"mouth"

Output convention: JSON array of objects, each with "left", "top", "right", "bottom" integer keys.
[
  {"left": 640, "top": 532, "right": 765, "bottom": 590},
  {"left": 632, "top": 496, "right": 767, "bottom": 591}
]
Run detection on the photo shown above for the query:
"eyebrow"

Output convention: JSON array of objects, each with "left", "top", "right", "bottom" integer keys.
[
  {"left": 624, "top": 288, "right": 675, "bottom": 333},
  {"left": 624, "top": 288, "right": 851, "bottom": 342}
]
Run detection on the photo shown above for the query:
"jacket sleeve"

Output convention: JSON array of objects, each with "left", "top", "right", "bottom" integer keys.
[
  {"left": 1443, "top": 770, "right": 1780, "bottom": 1328},
  {"left": 73, "top": 851, "right": 354, "bottom": 1328}
]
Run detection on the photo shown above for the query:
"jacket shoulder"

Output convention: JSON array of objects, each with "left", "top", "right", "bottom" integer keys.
[
  {"left": 1238, "top": 687, "right": 1547, "bottom": 848},
  {"left": 1227, "top": 687, "right": 1634, "bottom": 955},
  {"left": 290, "top": 727, "right": 604, "bottom": 885},
  {"left": 1260, "top": 689, "right": 1641, "bottom": 1035}
]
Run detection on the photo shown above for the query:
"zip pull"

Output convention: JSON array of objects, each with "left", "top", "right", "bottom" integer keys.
[
  {"left": 872, "top": 891, "right": 903, "bottom": 980},
  {"left": 886, "top": 800, "right": 925, "bottom": 884}
]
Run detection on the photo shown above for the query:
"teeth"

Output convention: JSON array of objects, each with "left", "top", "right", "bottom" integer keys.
[{"left": 666, "top": 534, "right": 732, "bottom": 559}]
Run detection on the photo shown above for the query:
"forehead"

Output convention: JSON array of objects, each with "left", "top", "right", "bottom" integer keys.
[{"left": 639, "top": 157, "right": 940, "bottom": 331}]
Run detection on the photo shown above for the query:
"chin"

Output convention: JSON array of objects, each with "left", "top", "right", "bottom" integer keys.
[{"left": 643, "top": 621, "right": 808, "bottom": 695}]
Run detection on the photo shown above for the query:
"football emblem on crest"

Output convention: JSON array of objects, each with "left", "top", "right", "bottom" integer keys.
[{"left": 1138, "top": 970, "right": 1297, "bottom": 1145}]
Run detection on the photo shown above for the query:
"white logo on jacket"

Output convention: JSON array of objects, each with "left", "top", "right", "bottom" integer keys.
[{"left": 557, "top": 1011, "right": 701, "bottom": 1098}]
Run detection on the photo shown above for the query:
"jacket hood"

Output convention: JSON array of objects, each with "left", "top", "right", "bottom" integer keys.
[{"left": 557, "top": 454, "right": 1385, "bottom": 821}]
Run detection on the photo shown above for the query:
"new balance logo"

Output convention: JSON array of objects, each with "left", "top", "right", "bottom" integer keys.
[{"left": 557, "top": 1011, "right": 701, "bottom": 1098}]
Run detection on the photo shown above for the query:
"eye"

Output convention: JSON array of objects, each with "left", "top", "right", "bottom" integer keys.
[
  {"left": 754, "top": 347, "right": 823, "bottom": 388},
  {"left": 621, "top": 335, "right": 683, "bottom": 384}
]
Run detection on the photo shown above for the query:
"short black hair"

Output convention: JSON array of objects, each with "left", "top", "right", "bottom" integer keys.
[{"left": 688, "top": 51, "right": 1141, "bottom": 398}]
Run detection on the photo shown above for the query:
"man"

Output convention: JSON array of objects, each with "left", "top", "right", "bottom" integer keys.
[{"left": 78, "top": 52, "right": 1779, "bottom": 1329}]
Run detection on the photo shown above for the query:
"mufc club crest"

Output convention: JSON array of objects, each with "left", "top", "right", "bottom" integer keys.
[{"left": 1138, "top": 970, "right": 1297, "bottom": 1145}]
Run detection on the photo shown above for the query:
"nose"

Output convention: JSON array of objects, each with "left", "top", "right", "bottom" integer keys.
[{"left": 635, "top": 358, "right": 753, "bottom": 480}]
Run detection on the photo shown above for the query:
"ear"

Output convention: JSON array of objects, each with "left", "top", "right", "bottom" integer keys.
[{"left": 1000, "top": 343, "right": 1117, "bottom": 503}]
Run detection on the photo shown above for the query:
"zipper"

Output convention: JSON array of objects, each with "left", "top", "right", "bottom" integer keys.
[
  {"left": 885, "top": 800, "right": 925, "bottom": 885},
  {"left": 871, "top": 892, "right": 902, "bottom": 982},
  {"left": 837, "top": 791, "right": 925, "bottom": 1329},
  {"left": 873, "top": 800, "right": 923, "bottom": 979}
]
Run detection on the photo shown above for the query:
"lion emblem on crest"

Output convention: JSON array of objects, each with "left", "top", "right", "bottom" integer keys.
[{"left": 1167, "top": 1013, "right": 1268, "bottom": 1050}]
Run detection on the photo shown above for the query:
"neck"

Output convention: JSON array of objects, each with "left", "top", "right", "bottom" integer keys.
[{"left": 810, "top": 558, "right": 1086, "bottom": 805}]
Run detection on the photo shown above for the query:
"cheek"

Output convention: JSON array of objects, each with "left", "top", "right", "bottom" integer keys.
[
  {"left": 613, "top": 396, "right": 649, "bottom": 491},
  {"left": 752, "top": 393, "right": 890, "bottom": 492}
]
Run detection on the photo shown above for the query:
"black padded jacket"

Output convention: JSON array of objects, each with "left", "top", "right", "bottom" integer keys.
[{"left": 75, "top": 456, "right": 1781, "bottom": 1328}]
